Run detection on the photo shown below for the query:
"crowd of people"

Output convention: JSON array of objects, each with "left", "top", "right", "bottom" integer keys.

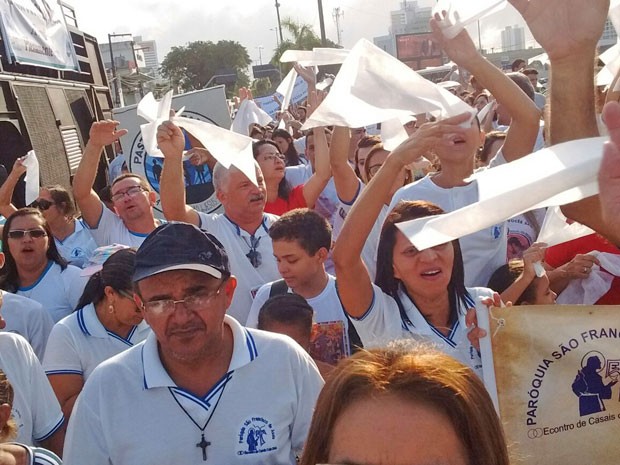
[{"left": 0, "top": 0, "right": 618, "bottom": 463}]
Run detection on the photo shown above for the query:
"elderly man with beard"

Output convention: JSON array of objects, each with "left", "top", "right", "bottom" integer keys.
[{"left": 156, "top": 121, "right": 281, "bottom": 325}]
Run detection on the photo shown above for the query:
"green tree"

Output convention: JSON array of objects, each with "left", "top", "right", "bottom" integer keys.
[
  {"left": 160, "top": 40, "right": 251, "bottom": 96},
  {"left": 270, "top": 18, "right": 338, "bottom": 73}
]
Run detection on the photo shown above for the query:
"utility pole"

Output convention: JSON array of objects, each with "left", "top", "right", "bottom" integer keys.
[
  {"left": 256, "top": 45, "right": 264, "bottom": 65},
  {"left": 333, "top": 7, "right": 344, "bottom": 46},
  {"left": 317, "top": 0, "right": 327, "bottom": 46},
  {"left": 107, "top": 34, "right": 118, "bottom": 106},
  {"left": 275, "top": 1, "right": 283, "bottom": 44}
]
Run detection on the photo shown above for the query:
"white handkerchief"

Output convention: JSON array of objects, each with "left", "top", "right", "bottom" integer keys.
[
  {"left": 22, "top": 150, "right": 39, "bottom": 206},
  {"left": 137, "top": 92, "right": 258, "bottom": 186},
  {"left": 397, "top": 137, "right": 606, "bottom": 251},
  {"left": 276, "top": 68, "right": 298, "bottom": 113},
  {"left": 556, "top": 251, "right": 620, "bottom": 304},
  {"left": 432, "top": 0, "right": 507, "bottom": 39},
  {"left": 381, "top": 116, "right": 411, "bottom": 152},
  {"left": 230, "top": 99, "right": 273, "bottom": 136},
  {"left": 280, "top": 48, "right": 349, "bottom": 66},
  {"left": 302, "top": 39, "right": 473, "bottom": 131},
  {"left": 537, "top": 206, "right": 594, "bottom": 248}
]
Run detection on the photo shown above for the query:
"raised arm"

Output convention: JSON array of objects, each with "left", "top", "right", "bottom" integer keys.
[
  {"left": 431, "top": 17, "right": 540, "bottom": 162},
  {"left": 330, "top": 127, "right": 361, "bottom": 203},
  {"left": 507, "top": 0, "right": 613, "bottom": 240},
  {"left": 598, "top": 102, "right": 620, "bottom": 244},
  {"left": 333, "top": 113, "right": 470, "bottom": 318},
  {"left": 73, "top": 121, "right": 127, "bottom": 227},
  {"left": 0, "top": 158, "right": 26, "bottom": 217},
  {"left": 157, "top": 121, "right": 200, "bottom": 225}
]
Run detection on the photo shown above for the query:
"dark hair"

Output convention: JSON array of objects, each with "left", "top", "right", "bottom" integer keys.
[
  {"left": 111, "top": 173, "right": 152, "bottom": 192},
  {"left": 479, "top": 131, "right": 507, "bottom": 165},
  {"left": 522, "top": 68, "right": 539, "bottom": 77},
  {"left": 253, "top": 139, "right": 292, "bottom": 201},
  {"left": 257, "top": 293, "right": 314, "bottom": 339},
  {"left": 0, "top": 208, "right": 68, "bottom": 292},
  {"left": 375, "top": 201, "right": 468, "bottom": 325},
  {"left": 269, "top": 208, "right": 332, "bottom": 256},
  {"left": 354, "top": 135, "right": 382, "bottom": 179},
  {"left": 487, "top": 259, "right": 536, "bottom": 305},
  {"left": 507, "top": 72, "right": 535, "bottom": 102},
  {"left": 75, "top": 249, "right": 137, "bottom": 311},
  {"left": 299, "top": 346, "right": 510, "bottom": 465},
  {"left": 272, "top": 128, "right": 302, "bottom": 166},
  {"left": 43, "top": 185, "right": 77, "bottom": 218},
  {"left": 511, "top": 58, "right": 526, "bottom": 72}
]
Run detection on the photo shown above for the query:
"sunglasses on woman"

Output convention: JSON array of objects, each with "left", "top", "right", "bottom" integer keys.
[
  {"left": 29, "top": 199, "right": 55, "bottom": 211},
  {"left": 7, "top": 228, "right": 47, "bottom": 239}
]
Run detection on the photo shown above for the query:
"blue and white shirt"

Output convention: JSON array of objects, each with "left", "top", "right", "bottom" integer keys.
[
  {"left": 54, "top": 219, "right": 97, "bottom": 268},
  {"left": 350, "top": 285, "right": 494, "bottom": 378},
  {"left": 87, "top": 201, "right": 161, "bottom": 248},
  {"left": 43, "top": 303, "right": 150, "bottom": 380},
  {"left": 63, "top": 315, "right": 323, "bottom": 465}
]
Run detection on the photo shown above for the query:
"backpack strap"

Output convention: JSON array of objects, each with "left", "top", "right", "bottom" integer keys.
[{"left": 268, "top": 279, "right": 289, "bottom": 298}]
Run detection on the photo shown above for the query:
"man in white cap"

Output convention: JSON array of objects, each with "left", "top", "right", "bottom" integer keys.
[{"left": 63, "top": 222, "right": 323, "bottom": 465}]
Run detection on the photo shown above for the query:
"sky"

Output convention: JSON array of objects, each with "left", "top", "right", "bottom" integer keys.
[{"left": 67, "top": 0, "right": 537, "bottom": 66}]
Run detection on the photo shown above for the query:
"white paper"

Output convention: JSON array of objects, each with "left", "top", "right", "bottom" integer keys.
[
  {"left": 537, "top": 206, "right": 594, "bottom": 248},
  {"left": 397, "top": 137, "right": 607, "bottom": 251},
  {"left": 230, "top": 99, "right": 273, "bottom": 136},
  {"left": 432, "top": 0, "right": 507, "bottom": 39},
  {"left": 527, "top": 52, "right": 549, "bottom": 66},
  {"left": 476, "top": 100, "right": 495, "bottom": 124},
  {"left": 276, "top": 68, "right": 298, "bottom": 114},
  {"left": 476, "top": 304, "right": 499, "bottom": 412},
  {"left": 302, "top": 39, "right": 474, "bottom": 133},
  {"left": 596, "top": 43, "right": 620, "bottom": 87},
  {"left": 381, "top": 116, "right": 412, "bottom": 152},
  {"left": 137, "top": 92, "right": 258, "bottom": 186},
  {"left": 280, "top": 47, "right": 349, "bottom": 66},
  {"left": 22, "top": 150, "right": 39, "bottom": 206}
]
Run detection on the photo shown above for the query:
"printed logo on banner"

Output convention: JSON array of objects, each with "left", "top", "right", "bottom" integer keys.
[
  {"left": 128, "top": 110, "right": 221, "bottom": 215},
  {"left": 237, "top": 416, "right": 277, "bottom": 456},
  {"left": 571, "top": 351, "right": 619, "bottom": 417}
]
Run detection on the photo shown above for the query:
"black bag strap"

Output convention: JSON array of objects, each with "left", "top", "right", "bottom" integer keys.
[{"left": 268, "top": 279, "right": 289, "bottom": 298}]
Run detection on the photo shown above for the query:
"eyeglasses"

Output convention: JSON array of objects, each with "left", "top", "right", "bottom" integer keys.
[
  {"left": 260, "top": 154, "right": 286, "bottom": 163},
  {"left": 111, "top": 186, "right": 146, "bottom": 203},
  {"left": 367, "top": 163, "right": 383, "bottom": 177},
  {"left": 29, "top": 199, "right": 55, "bottom": 211},
  {"left": 141, "top": 283, "right": 224, "bottom": 316},
  {"left": 7, "top": 228, "right": 47, "bottom": 239}
]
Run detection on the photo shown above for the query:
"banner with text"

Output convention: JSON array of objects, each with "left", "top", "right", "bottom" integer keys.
[
  {"left": 487, "top": 305, "right": 620, "bottom": 465},
  {"left": 0, "top": 0, "right": 79, "bottom": 70}
]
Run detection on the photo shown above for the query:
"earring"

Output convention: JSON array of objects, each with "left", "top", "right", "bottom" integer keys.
[{"left": 108, "top": 304, "right": 115, "bottom": 314}]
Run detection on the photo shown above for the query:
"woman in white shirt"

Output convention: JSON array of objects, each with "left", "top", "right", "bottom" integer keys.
[{"left": 43, "top": 246, "right": 148, "bottom": 420}]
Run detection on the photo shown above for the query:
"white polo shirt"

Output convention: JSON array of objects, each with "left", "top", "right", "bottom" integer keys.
[
  {"left": 16, "top": 262, "right": 87, "bottom": 323},
  {"left": 351, "top": 285, "right": 494, "bottom": 379},
  {"left": 43, "top": 304, "right": 151, "bottom": 381},
  {"left": 197, "top": 213, "right": 281, "bottom": 324},
  {"left": 87, "top": 202, "right": 157, "bottom": 248},
  {"left": 0, "top": 333, "right": 64, "bottom": 446},
  {"left": 54, "top": 219, "right": 97, "bottom": 269},
  {"left": 1, "top": 291, "right": 54, "bottom": 360},
  {"left": 389, "top": 172, "right": 507, "bottom": 288},
  {"left": 63, "top": 315, "right": 323, "bottom": 465}
]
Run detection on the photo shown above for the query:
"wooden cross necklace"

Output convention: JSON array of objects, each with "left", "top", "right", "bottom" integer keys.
[{"left": 169, "top": 376, "right": 230, "bottom": 461}]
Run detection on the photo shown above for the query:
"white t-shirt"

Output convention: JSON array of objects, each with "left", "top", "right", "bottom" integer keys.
[
  {"left": 63, "top": 315, "right": 323, "bottom": 465},
  {"left": 197, "top": 213, "right": 281, "bottom": 324},
  {"left": 54, "top": 219, "right": 97, "bottom": 269},
  {"left": 351, "top": 285, "right": 493, "bottom": 378},
  {"left": 87, "top": 202, "right": 158, "bottom": 248},
  {"left": 43, "top": 304, "right": 151, "bottom": 381},
  {"left": 16, "top": 262, "right": 87, "bottom": 323},
  {"left": 0, "top": 333, "right": 64, "bottom": 446},
  {"left": 389, "top": 168, "right": 507, "bottom": 288},
  {"left": 1, "top": 291, "right": 54, "bottom": 361},
  {"left": 246, "top": 274, "right": 348, "bottom": 329}
]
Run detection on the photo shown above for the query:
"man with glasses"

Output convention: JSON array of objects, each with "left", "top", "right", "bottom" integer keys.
[
  {"left": 63, "top": 222, "right": 323, "bottom": 465},
  {"left": 156, "top": 121, "right": 281, "bottom": 325},
  {"left": 73, "top": 121, "right": 162, "bottom": 247}
]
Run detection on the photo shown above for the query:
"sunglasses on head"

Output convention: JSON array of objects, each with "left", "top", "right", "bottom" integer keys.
[
  {"left": 7, "top": 228, "right": 47, "bottom": 239},
  {"left": 29, "top": 199, "right": 55, "bottom": 211}
]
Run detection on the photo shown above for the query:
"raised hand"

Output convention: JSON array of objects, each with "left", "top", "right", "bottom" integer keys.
[
  {"left": 156, "top": 121, "right": 185, "bottom": 158},
  {"left": 88, "top": 120, "right": 127, "bottom": 147}
]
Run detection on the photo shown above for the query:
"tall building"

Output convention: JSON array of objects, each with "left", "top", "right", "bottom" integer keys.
[
  {"left": 134, "top": 36, "right": 159, "bottom": 73},
  {"left": 500, "top": 25, "right": 525, "bottom": 52}
]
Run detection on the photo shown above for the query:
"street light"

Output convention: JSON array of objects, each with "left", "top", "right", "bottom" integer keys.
[
  {"left": 270, "top": 27, "right": 280, "bottom": 48},
  {"left": 256, "top": 45, "right": 264, "bottom": 65}
]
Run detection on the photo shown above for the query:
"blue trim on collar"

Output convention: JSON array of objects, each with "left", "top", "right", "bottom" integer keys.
[
  {"left": 106, "top": 325, "right": 138, "bottom": 347},
  {"left": 224, "top": 214, "right": 269, "bottom": 236},
  {"left": 76, "top": 308, "right": 91, "bottom": 336},
  {"left": 17, "top": 261, "right": 54, "bottom": 291},
  {"left": 34, "top": 416, "right": 64, "bottom": 442},
  {"left": 244, "top": 329, "right": 258, "bottom": 361},
  {"left": 169, "top": 370, "right": 234, "bottom": 409},
  {"left": 141, "top": 345, "right": 148, "bottom": 389}
]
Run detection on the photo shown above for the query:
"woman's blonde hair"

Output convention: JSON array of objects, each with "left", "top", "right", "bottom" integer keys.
[{"left": 0, "top": 370, "right": 17, "bottom": 442}]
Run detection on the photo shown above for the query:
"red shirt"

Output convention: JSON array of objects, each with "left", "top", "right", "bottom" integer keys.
[
  {"left": 264, "top": 185, "right": 307, "bottom": 216},
  {"left": 545, "top": 233, "right": 620, "bottom": 305}
]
